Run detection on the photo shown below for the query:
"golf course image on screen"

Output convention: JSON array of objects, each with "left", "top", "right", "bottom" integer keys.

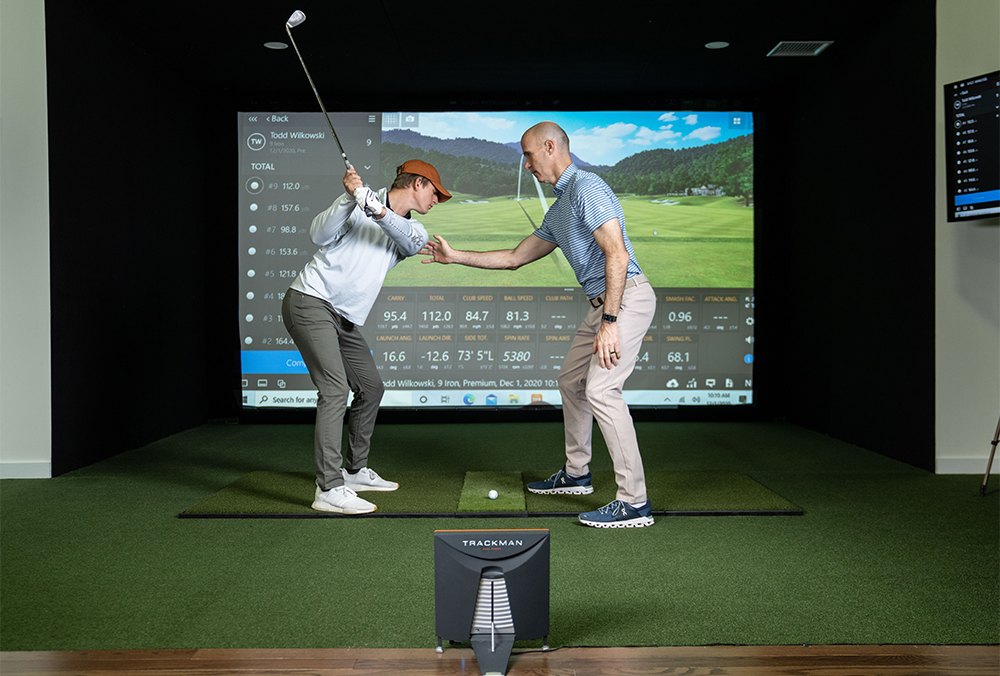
[{"left": 378, "top": 111, "right": 754, "bottom": 290}]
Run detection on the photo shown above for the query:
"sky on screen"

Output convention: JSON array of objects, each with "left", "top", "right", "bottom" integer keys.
[{"left": 408, "top": 111, "right": 753, "bottom": 166}]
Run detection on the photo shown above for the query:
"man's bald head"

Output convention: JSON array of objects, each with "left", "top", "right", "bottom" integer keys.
[
  {"left": 520, "top": 121, "right": 573, "bottom": 185},
  {"left": 522, "top": 121, "right": 571, "bottom": 157}
]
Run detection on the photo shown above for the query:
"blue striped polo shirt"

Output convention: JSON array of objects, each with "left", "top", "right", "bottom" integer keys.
[{"left": 533, "top": 164, "right": 643, "bottom": 298}]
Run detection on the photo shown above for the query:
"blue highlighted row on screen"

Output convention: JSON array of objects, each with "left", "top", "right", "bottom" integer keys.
[
  {"left": 243, "top": 350, "right": 757, "bottom": 373},
  {"left": 242, "top": 351, "right": 308, "bottom": 374},
  {"left": 955, "top": 190, "right": 1000, "bottom": 206}
]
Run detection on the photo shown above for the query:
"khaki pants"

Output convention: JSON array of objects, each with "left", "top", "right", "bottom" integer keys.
[
  {"left": 558, "top": 277, "right": 656, "bottom": 504},
  {"left": 282, "top": 289, "right": 384, "bottom": 491}
]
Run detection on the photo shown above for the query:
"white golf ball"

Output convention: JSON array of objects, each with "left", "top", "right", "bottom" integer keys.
[{"left": 488, "top": 490, "right": 498, "bottom": 499}]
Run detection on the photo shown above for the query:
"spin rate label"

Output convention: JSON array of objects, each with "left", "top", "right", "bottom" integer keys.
[{"left": 499, "top": 334, "right": 535, "bottom": 371}]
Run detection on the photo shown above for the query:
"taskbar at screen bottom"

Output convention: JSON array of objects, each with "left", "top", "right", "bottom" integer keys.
[{"left": 242, "top": 389, "right": 753, "bottom": 408}]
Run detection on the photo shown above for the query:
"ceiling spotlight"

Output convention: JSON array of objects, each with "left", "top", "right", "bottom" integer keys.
[
  {"left": 264, "top": 41, "right": 288, "bottom": 50},
  {"left": 705, "top": 41, "right": 730, "bottom": 49}
]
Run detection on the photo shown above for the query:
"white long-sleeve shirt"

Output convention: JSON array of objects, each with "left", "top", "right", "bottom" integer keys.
[{"left": 289, "top": 189, "right": 428, "bottom": 325}]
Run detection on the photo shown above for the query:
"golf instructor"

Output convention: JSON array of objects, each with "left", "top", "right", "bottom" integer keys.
[
  {"left": 421, "top": 122, "right": 656, "bottom": 528},
  {"left": 283, "top": 160, "right": 452, "bottom": 514}
]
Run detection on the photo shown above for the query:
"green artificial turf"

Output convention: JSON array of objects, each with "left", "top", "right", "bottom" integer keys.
[
  {"left": 179, "top": 468, "right": 798, "bottom": 517},
  {"left": 523, "top": 470, "right": 800, "bottom": 514},
  {"left": 457, "top": 471, "right": 527, "bottom": 512},
  {"left": 1, "top": 422, "right": 997, "bottom": 651}
]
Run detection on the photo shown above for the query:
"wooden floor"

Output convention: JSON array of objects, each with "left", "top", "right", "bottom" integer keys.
[{"left": 1, "top": 645, "right": 997, "bottom": 676}]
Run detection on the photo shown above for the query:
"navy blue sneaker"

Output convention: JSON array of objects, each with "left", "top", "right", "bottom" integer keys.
[
  {"left": 527, "top": 468, "right": 594, "bottom": 495},
  {"left": 579, "top": 499, "right": 654, "bottom": 528}
]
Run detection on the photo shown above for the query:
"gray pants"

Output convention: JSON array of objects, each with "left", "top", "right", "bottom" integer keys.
[
  {"left": 558, "top": 277, "right": 656, "bottom": 504},
  {"left": 282, "top": 289, "right": 384, "bottom": 490}
]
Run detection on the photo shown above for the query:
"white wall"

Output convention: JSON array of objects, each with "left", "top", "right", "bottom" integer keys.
[
  {"left": 0, "top": 0, "right": 52, "bottom": 478},
  {"left": 935, "top": 0, "right": 1000, "bottom": 474}
]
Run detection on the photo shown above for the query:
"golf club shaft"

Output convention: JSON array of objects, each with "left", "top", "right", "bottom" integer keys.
[{"left": 284, "top": 25, "right": 352, "bottom": 171}]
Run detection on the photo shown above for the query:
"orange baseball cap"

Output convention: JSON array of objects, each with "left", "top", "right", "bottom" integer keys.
[{"left": 397, "top": 159, "right": 452, "bottom": 202}]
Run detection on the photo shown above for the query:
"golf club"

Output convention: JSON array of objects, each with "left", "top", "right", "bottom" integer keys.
[{"left": 285, "top": 10, "right": 353, "bottom": 171}]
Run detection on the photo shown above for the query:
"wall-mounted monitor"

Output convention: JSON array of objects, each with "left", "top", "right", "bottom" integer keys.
[
  {"left": 945, "top": 71, "right": 1000, "bottom": 222},
  {"left": 238, "top": 108, "right": 756, "bottom": 409}
]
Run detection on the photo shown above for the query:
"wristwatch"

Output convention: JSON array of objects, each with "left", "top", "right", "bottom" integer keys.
[{"left": 602, "top": 313, "right": 617, "bottom": 323}]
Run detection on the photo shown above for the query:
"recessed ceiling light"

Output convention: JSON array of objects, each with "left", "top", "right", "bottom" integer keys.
[
  {"left": 264, "top": 41, "right": 288, "bottom": 50},
  {"left": 705, "top": 41, "right": 730, "bottom": 49}
]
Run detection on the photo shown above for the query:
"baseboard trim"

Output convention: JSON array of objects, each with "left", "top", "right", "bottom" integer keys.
[
  {"left": 936, "top": 457, "right": 999, "bottom": 475},
  {"left": 0, "top": 461, "right": 51, "bottom": 479}
]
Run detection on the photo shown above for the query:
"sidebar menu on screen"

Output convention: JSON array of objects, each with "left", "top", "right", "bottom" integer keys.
[{"left": 238, "top": 112, "right": 382, "bottom": 398}]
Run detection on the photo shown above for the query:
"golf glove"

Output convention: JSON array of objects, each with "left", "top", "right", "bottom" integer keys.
[{"left": 354, "top": 187, "right": 383, "bottom": 218}]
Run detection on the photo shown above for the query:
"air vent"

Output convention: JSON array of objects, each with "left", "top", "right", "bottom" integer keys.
[{"left": 767, "top": 41, "right": 833, "bottom": 57}]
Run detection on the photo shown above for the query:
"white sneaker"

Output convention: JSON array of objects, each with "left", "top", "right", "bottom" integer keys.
[
  {"left": 311, "top": 485, "right": 377, "bottom": 514},
  {"left": 342, "top": 467, "right": 399, "bottom": 492}
]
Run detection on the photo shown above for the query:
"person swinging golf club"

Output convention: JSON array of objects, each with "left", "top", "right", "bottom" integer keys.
[
  {"left": 421, "top": 121, "right": 657, "bottom": 528},
  {"left": 283, "top": 161, "right": 452, "bottom": 513}
]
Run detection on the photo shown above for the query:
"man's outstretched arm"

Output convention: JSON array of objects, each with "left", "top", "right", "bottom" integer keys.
[{"left": 420, "top": 232, "right": 557, "bottom": 270}]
